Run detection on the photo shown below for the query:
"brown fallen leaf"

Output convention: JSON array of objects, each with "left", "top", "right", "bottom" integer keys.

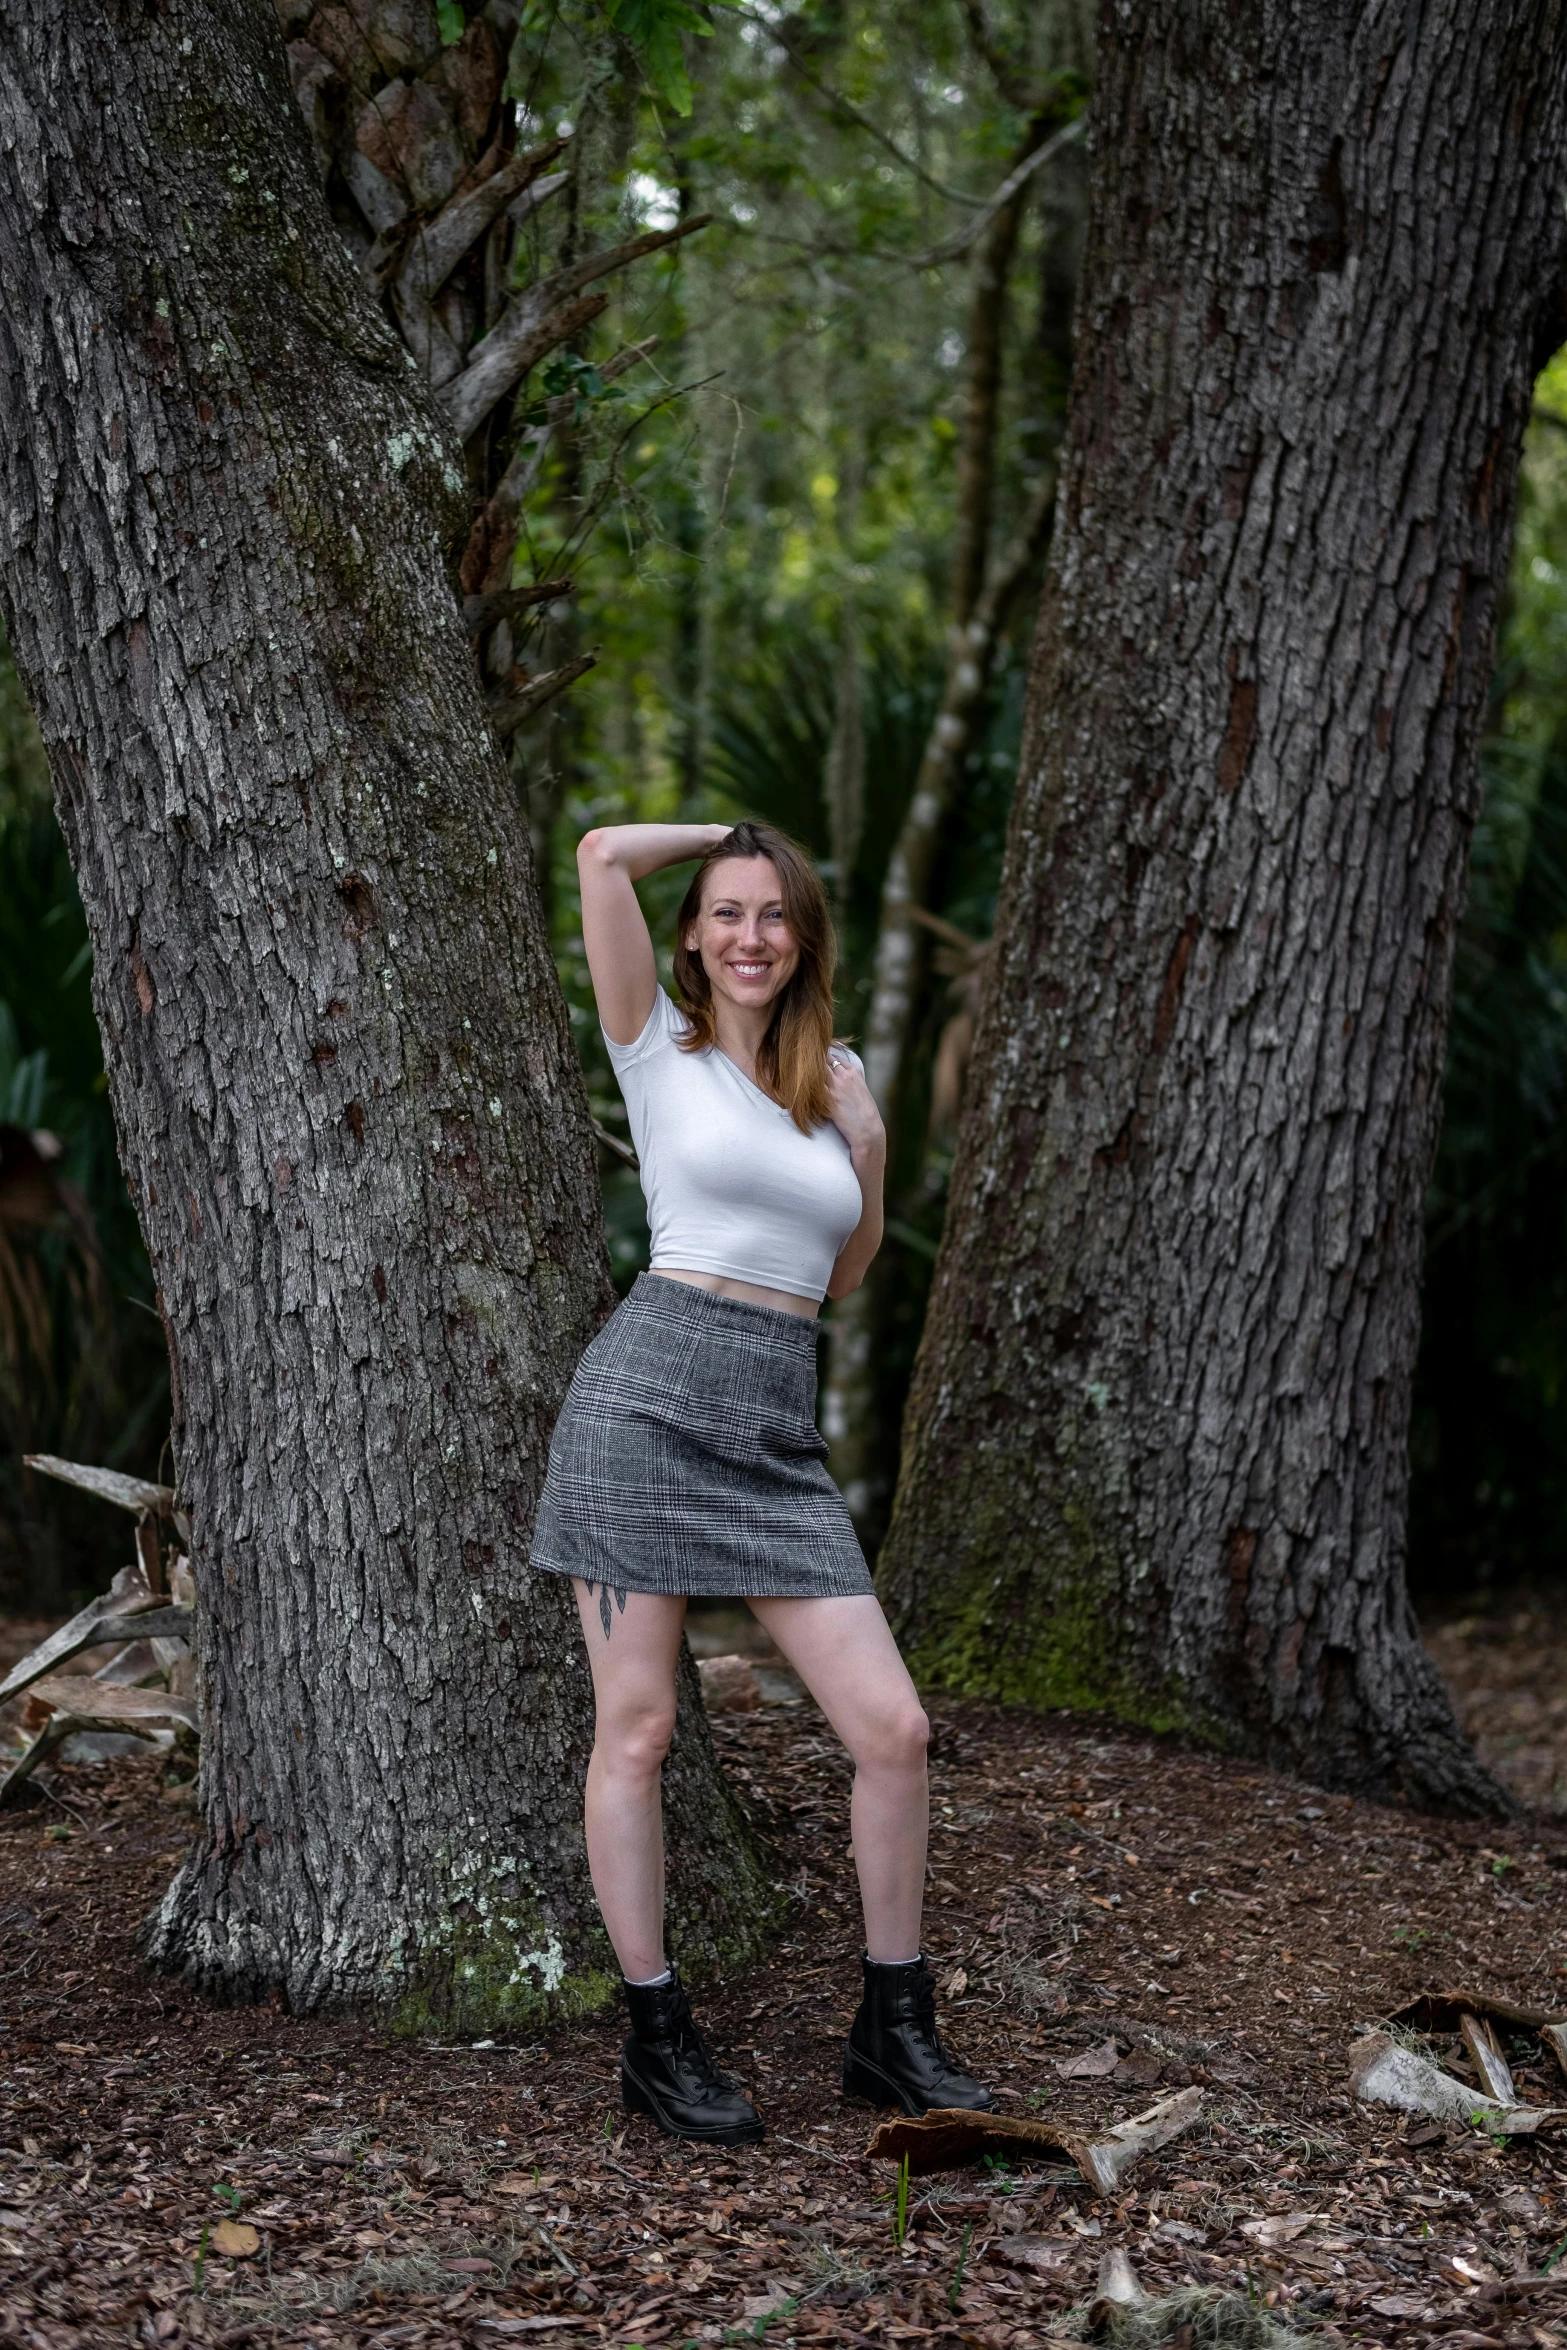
[
  {"left": 1055, "top": 2036, "right": 1120, "bottom": 2079},
  {"left": 1242, "top": 2213, "right": 1312, "bottom": 2247},
  {"left": 993, "top": 2235, "right": 1074, "bottom": 2275},
  {"left": 210, "top": 2218, "right": 259, "bottom": 2259},
  {"left": 493, "top": 2173, "right": 533, "bottom": 2196}
]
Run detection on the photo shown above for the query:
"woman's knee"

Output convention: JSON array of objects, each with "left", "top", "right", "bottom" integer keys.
[
  {"left": 596, "top": 1698, "right": 677, "bottom": 1778},
  {"left": 854, "top": 1698, "right": 930, "bottom": 1775}
]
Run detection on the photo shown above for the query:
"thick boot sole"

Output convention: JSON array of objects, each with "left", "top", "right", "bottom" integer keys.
[
  {"left": 840, "top": 2045, "right": 925, "bottom": 2116},
  {"left": 621, "top": 2063, "right": 765, "bottom": 2147}
]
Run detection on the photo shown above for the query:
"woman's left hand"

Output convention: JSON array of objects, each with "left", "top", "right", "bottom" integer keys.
[{"left": 826, "top": 1050, "right": 886, "bottom": 1161}]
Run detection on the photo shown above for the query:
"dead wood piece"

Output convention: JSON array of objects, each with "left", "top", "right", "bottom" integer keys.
[
  {"left": 1459, "top": 2011, "right": 1517, "bottom": 2103},
  {"left": 0, "top": 1565, "right": 161, "bottom": 1699},
  {"left": 697, "top": 1655, "right": 761, "bottom": 1715},
  {"left": 864, "top": 2083, "right": 1203, "bottom": 2187},
  {"left": 487, "top": 649, "right": 599, "bottom": 738},
  {"left": 1349, "top": 2031, "right": 1563, "bottom": 2133},
  {"left": 1392, "top": 1989, "right": 1567, "bottom": 2035},
  {"left": 1091, "top": 2246, "right": 1147, "bottom": 2322},
  {"left": 23, "top": 1454, "right": 175, "bottom": 1516},
  {"left": 1541, "top": 2021, "right": 1567, "bottom": 2081},
  {"left": 1074, "top": 2085, "right": 1206, "bottom": 2192},
  {"left": 3, "top": 1608, "right": 191, "bottom": 1698},
  {"left": 27, "top": 1677, "right": 197, "bottom": 1733}
]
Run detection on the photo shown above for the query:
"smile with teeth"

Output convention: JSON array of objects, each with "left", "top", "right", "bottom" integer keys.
[{"left": 728, "top": 960, "right": 771, "bottom": 976}]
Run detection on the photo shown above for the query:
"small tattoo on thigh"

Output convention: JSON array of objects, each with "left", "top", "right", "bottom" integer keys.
[{"left": 596, "top": 1584, "right": 629, "bottom": 1640}]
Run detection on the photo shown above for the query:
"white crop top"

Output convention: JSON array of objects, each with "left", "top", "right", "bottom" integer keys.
[{"left": 604, "top": 987, "right": 865, "bottom": 1302}]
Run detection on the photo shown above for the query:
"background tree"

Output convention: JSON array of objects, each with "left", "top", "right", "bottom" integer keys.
[
  {"left": 0, "top": 0, "right": 766, "bottom": 2019},
  {"left": 879, "top": 0, "right": 1567, "bottom": 1811}
]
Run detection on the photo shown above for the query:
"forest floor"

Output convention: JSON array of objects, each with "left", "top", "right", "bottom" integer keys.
[{"left": 0, "top": 1592, "right": 1563, "bottom": 2350}]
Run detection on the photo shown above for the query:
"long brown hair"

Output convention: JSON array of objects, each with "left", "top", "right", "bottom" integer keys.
[{"left": 672, "top": 822, "right": 838, "bottom": 1133}]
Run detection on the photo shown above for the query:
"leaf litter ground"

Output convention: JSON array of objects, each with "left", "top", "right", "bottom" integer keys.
[{"left": 0, "top": 1596, "right": 1563, "bottom": 2350}]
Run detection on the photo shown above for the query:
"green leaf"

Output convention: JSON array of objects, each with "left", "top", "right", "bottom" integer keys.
[
  {"left": 601, "top": 0, "right": 738, "bottom": 115},
  {"left": 436, "top": 0, "right": 466, "bottom": 46}
]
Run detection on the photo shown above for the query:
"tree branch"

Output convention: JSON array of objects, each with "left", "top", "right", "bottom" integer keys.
[
  {"left": 908, "top": 116, "right": 1084, "bottom": 271},
  {"left": 437, "top": 220, "right": 706, "bottom": 441},
  {"left": 487, "top": 649, "right": 600, "bottom": 738}
]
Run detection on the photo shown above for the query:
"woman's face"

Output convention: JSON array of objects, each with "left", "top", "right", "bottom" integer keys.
[{"left": 687, "top": 856, "right": 801, "bottom": 1014}]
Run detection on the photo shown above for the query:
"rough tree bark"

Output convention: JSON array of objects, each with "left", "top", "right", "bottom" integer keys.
[
  {"left": 880, "top": 0, "right": 1567, "bottom": 1811},
  {"left": 0, "top": 1, "right": 768, "bottom": 2020}
]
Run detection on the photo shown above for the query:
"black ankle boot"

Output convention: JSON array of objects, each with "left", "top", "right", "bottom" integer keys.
[
  {"left": 842, "top": 1953, "right": 997, "bottom": 2116},
  {"left": 621, "top": 1969, "right": 764, "bottom": 2146}
]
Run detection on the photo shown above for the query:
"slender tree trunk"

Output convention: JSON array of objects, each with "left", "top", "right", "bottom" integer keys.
[
  {"left": 822, "top": 126, "right": 1065, "bottom": 1531},
  {"left": 880, "top": 0, "right": 1567, "bottom": 1813},
  {"left": 823, "top": 473, "right": 1055, "bottom": 1524},
  {"left": 0, "top": 0, "right": 768, "bottom": 2019}
]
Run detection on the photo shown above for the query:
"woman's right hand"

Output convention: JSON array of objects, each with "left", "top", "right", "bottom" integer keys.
[{"left": 577, "top": 824, "right": 731, "bottom": 1046}]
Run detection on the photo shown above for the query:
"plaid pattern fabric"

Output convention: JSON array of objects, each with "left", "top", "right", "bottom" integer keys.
[{"left": 530, "top": 1274, "right": 874, "bottom": 1598}]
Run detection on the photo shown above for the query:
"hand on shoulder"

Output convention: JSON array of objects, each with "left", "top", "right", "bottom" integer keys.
[{"left": 826, "top": 1047, "right": 884, "bottom": 1156}]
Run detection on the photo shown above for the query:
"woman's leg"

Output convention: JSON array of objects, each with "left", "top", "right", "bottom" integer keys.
[
  {"left": 571, "top": 1582, "right": 687, "bottom": 1982},
  {"left": 750, "top": 1593, "right": 993, "bottom": 2116},
  {"left": 746, "top": 1595, "right": 929, "bottom": 1960}
]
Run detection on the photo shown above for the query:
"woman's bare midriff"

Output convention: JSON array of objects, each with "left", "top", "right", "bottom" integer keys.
[{"left": 649, "top": 1267, "right": 819, "bottom": 1319}]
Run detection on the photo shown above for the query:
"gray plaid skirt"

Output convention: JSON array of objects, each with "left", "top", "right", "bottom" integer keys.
[{"left": 529, "top": 1273, "right": 875, "bottom": 1599}]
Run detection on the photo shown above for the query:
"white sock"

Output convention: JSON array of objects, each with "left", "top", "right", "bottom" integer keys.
[
  {"left": 625, "top": 1966, "right": 673, "bottom": 1987},
  {"left": 866, "top": 1953, "right": 921, "bottom": 1967}
]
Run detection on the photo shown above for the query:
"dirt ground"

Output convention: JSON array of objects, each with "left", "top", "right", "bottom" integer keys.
[{"left": 0, "top": 1594, "right": 1563, "bottom": 2350}]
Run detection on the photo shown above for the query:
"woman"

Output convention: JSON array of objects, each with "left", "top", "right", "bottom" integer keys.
[{"left": 531, "top": 817, "right": 994, "bottom": 2147}]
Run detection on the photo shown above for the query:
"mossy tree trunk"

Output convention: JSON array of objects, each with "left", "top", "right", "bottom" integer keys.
[
  {"left": 879, "top": 0, "right": 1567, "bottom": 1812},
  {"left": 0, "top": 0, "right": 768, "bottom": 2022}
]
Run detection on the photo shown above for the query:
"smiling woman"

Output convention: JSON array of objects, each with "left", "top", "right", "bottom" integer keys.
[{"left": 530, "top": 817, "right": 995, "bottom": 2150}]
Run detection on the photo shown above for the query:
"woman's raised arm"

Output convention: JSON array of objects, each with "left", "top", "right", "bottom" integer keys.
[{"left": 576, "top": 823, "right": 731, "bottom": 1045}]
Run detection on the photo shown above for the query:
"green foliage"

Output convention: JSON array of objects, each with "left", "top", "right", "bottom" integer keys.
[
  {"left": 1411, "top": 348, "right": 1567, "bottom": 1594},
  {"left": 435, "top": 0, "right": 466, "bottom": 46},
  {"left": 0, "top": 627, "right": 168, "bottom": 1611},
  {"left": 601, "top": 0, "right": 735, "bottom": 117}
]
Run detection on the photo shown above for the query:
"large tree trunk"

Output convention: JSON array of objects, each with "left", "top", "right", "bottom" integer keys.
[
  {"left": 879, "top": 0, "right": 1567, "bottom": 1813},
  {"left": 0, "top": 0, "right": 768, "bottom": 2020}
]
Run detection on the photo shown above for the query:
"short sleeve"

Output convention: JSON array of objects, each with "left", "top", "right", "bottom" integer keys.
[{"left": 603, "top": 985, "right": 687, "bottom": 1073}]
